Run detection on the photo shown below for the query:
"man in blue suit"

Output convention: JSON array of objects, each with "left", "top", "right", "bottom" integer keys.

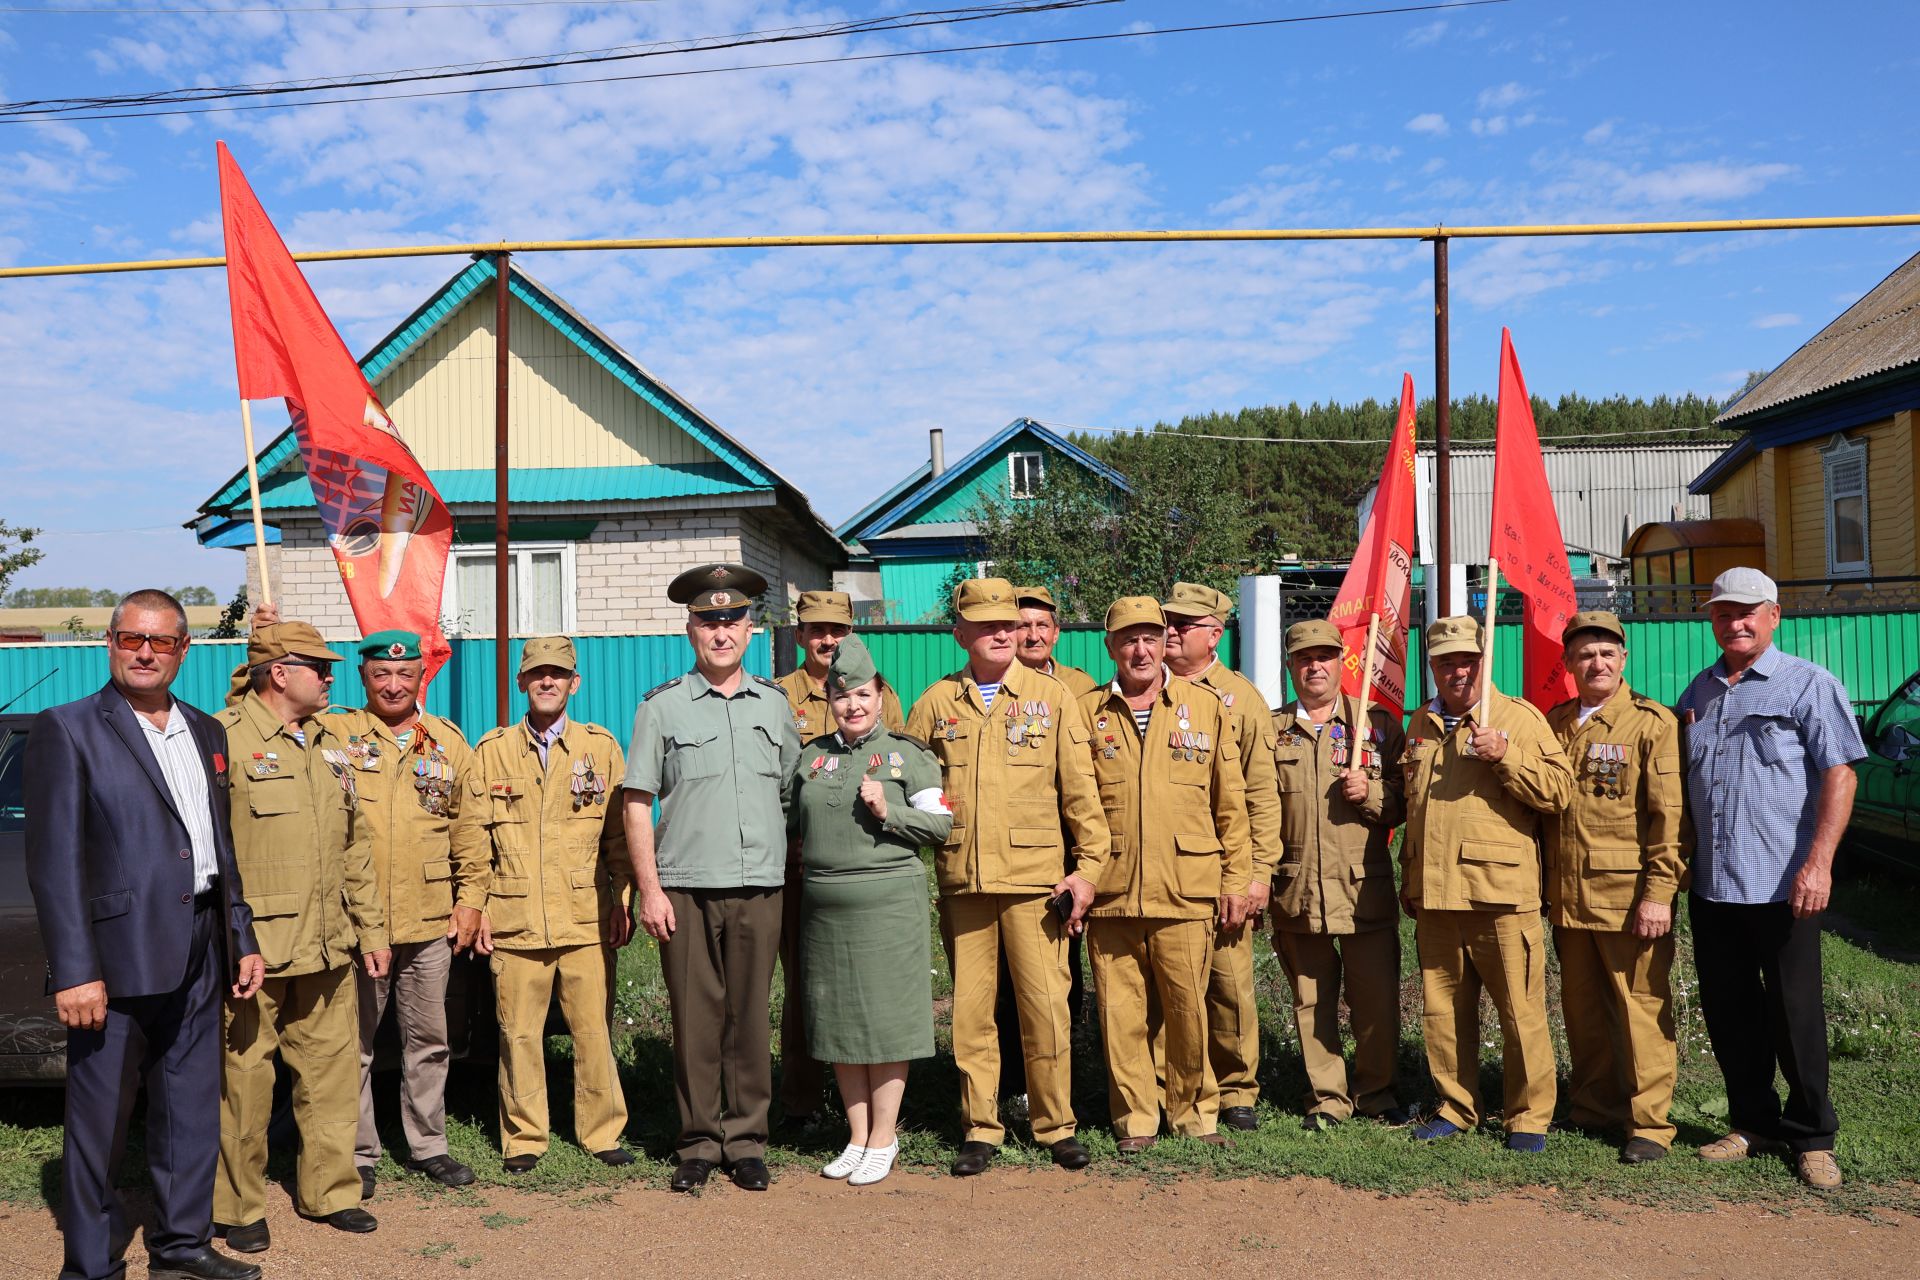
[{"left": 26, "top": 589, "right": 267, "bottom": 1280}]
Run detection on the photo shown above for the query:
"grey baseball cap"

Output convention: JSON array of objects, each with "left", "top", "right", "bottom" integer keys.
[{"left": 1707, "top": 566, "right": 1777, "bottom": 607}]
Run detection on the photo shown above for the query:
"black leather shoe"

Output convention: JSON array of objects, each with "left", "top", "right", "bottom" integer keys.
[
  {"left": 728, "top": 1157, "right": 771, "bottom": 1191},
  {"left": 408, "top": 1154, "right": 476, "bottom": 1187},
  {"left": 1370, "top": 1106, "right": 1413, "bottom": 1127},
  {"left": 147, "top": 1247, "right": 264, "bottom": 1280},
  {"left": 216, "top": 1221, "right": 269, "bottom": 1255},
  {"left": 950, "top": 1140, "right": 996, "bottom": 1177},
  {"left": 1621, "top": 1137, "right": 1669, "bottom": 1165},
  {"left": 503, "top": 1153, "right": 540, "bottom": 1174},
  {"left": 318, "top": 1207, "right": 378, "bottom": 1234},
  {"left": 593, "top": 1147, "right": 636, "bottom": 1167},
  {"left": 1049, "top": 1137, "right": 1091, "bottom": 1170},
  {"left": 1219, "top": 1106, "right": 1259, "bottom": 1132},
  {"left": 358, "top": 1165, "right": 376, "bottom": 1200},
  {"left": 1302, "top": 1111, "right": 1342, "bottom": 1133},
  {"left": 670, "top": 1158, "right": 714, "bottom": 1192}
]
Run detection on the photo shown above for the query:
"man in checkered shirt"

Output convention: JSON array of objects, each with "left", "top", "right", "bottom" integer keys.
[{"left": 1676, "top": 568, "right": 1864, "bottom": 1190}]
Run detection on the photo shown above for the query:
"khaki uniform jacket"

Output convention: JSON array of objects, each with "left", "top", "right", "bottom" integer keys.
[
  {"left": 1543, "top": 683, "right": 1687, "bottom": 930},
  {"left": 473, "top": 719, "right": 631, "bottom": 950},
  {"left": 217, "top": 692, "right": 387, "bottom": 975},
  {"left": 774, "top": 667, "right": 905, "bottom": 742},
  {"left": 1077, "top": 675, "right": 1251, "bottom": 919},
  {"left": 1401, "top": 691, "right": 1575, "bottom": 914},
  {"left": 1271, "top": 695, "right": 1407, "bottom": 934},
  {"left": 906, "top": 663, "right": 1110, "bottom": 896},
  {"left": 317, "top": 707, "right": 489, "bottom": 945},
  {"left": 1044, "top": 661, "right": 1100, "bottom": 700},
  {"left": 1187, "top": 661, "right": 1283, "bottom": 880}
]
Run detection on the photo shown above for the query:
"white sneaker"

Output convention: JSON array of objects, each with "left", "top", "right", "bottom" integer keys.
[
  {"left": 821, "top": 1143, "right": 867, "bottom": 1179},
  {"left": 848, "top": 1142, "right": 899, "bottom": 1186}
]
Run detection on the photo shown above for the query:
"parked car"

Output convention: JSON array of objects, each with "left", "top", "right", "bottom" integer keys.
[{"left": 1849, "top": 666, "right": 1920, "bottom": 877}]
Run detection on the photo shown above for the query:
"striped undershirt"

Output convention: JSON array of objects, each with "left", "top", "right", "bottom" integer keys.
[
  {"left": 976, "top": 682, "right": 1001, "bottom": 710},
  {"left": 1131, "top": 707, "right": 1152, "bottom": 736}
]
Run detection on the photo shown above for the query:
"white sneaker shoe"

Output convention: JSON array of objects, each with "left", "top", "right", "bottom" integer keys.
[
  {"left": 849, "top": 1141, "right": 899, "bottom": 1186},
  {"left": 821, "top": 1143, "right": 867, "bottom": 1179}
]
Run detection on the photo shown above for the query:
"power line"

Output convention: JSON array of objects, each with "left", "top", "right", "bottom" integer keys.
[
  {"left": 0, "top": 1, "right": 1118, "bottom": 116},
  {"left": 3, "top": 0, "right": 666, "bottom": 12},
  {"left": 0, "top": 0, "right": 1511, "bottom": 124}
]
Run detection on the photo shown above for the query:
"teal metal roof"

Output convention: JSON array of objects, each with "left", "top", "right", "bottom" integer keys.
[{"left": 207, "top": 462, "right": 757, "bottom": 514}]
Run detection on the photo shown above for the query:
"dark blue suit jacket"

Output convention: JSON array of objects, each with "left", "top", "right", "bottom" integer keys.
[{"left": 25, "top": 684, "right": 258, "bottom": 999}]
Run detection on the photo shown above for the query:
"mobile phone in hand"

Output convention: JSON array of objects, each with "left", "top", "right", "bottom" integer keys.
[{"left": 1048, "top": 889, "right": 1075, "bottom": 922}]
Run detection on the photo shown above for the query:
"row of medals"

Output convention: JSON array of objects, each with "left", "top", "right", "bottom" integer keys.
[
  {"left": 572, "top": 754, "right": 608, "bottom": 811},
  {"left": 806, "top": 750, "right": 907, "bottom": 779},
  {"left": 1089, "top": 705, "right": 1210, "bottom": 762},
  {"left": 1288, "top": 723, "right": 1386, "bottom": 778},
  {"left": 1584, "top": 743, "right": 1628, "bottom": 798}
]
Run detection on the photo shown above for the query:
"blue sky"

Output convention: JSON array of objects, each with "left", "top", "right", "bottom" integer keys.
[{"left": 2, "top": 0, "right": 1917, "bottom": 595}]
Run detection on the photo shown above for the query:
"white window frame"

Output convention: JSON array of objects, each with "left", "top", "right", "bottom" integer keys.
[
  {"left": 1007, "top": 451, "right": 1044, "bottom": 499},
  {"left": 442, "top": 541, "right": 578, "bottom": 637},
  {"left": 1821, "top": 434, "right": 1870, "bottom": 577}
]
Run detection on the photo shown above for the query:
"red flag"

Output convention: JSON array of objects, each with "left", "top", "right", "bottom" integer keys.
[
  {"left": 1328, "top": 374, "right": 1418, "bottom": 714},
  {"left": 1489, "top": 329, "right": 1576, "bottom": 711},
  {"left": 217, "top": 142, "right": 452, "bottom": 685}
]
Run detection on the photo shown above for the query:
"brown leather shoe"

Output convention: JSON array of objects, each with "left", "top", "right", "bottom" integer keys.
[
  {"left": 1195, "top": 1133, "right": 1235, "bottom": 1148},
  {"left": 1115, "top": 1136, "right": 1159, "bottom": 1155},
  {"left": 1621, "top": 1137, "right": 1668, "bottom": 1165},
  {"left": 1049, "top": 1137, "right": 1092, "bottom": 1170},
  {"left": 215, "top": 1221, "right": 268, "bottom": 1255},
  {"left": 1796, "top": 1149, "right": 1843, "bottom": 1190}
]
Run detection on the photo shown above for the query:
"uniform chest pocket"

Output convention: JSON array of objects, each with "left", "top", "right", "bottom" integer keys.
[
  {"left": 666, "top": 731, "right": 723, "bottom": 784},
  {"left": 1272, "top": 747, "right": 1310, "bottom": 793},
  {"left": 246, "top": 776, "right": 300, "bottom": 817},
  {"left": 1743, "top": 714, "right": 1803, "bottom": 768},
  {"left": 747, "top": 722, "right": 783, "bottom": 777},
  {"left": 933, "top": 726, "right": 974, "bottom": 768},
  {"left": 489, "top": 781, "right": 527, "bottom": 823}
]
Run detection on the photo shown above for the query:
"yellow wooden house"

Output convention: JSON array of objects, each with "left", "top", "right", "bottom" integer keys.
[{"left": 1685, "top": 248, "right": 1920, "bottom": 602}]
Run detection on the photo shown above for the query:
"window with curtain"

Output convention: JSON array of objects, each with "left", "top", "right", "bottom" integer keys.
[
  {"left": 447, "top": 543, "right": 573, "bottom": 636},
  {"left": 1821, "top": 435, "right": 1869, "bottom": 576},
  {"left": 1007, "top": 451, "right": 1044, "bottom": 499}
]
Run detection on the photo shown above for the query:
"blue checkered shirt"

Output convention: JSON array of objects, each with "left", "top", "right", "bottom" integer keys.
[{"left": 1676, "top": 644, "right": 1865, "bottom": 905}]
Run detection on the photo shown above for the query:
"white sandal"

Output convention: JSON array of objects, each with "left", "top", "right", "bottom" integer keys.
[
  {"left": 821, "top": 1143, "right": 868, "bottom": 1179},
  {"left": 849, "top": 1141, "right": 899, "bottom": 1186}
]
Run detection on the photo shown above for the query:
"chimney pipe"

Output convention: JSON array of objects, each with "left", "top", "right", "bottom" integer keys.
[{"left": 929, "top": 428, "right": 946, "bottom": 477}]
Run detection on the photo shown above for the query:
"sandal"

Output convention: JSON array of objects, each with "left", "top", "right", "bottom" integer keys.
[{"left": 1698, "top": 1131, "right": 1758, "bottom": 1162}]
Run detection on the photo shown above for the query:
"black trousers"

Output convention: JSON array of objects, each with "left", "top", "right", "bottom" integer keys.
[
  {"left": 1688, "top": 894, "right": 1837, "bottom": 1154},
  {"left": 60, "top": 898, "right": 223, "bottom": 1280}
]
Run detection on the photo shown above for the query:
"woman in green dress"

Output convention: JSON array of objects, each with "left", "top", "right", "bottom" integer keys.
[{"left": 786, "top": 634, "right": 950, "bottom": 1187}]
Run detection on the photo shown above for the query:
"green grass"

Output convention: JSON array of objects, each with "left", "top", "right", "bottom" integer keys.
[{"left": 6, "top": 860, "right": 1918, "bottom": 1218}]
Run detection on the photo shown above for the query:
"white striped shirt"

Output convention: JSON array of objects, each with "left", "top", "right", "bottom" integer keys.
[{"left": 130, "top": 697, "right": 219, "bottom": 895}]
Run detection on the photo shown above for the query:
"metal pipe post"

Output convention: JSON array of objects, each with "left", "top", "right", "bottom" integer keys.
[
  {"left": 1433, "top": 234, "right": 1452, "bottom": 617},
  {"left": 494, "top": 251, "right": 511, "bottom": 727}
]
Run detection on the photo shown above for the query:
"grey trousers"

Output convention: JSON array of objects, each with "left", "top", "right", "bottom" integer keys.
[{"left": 356, "top": 937, "right": 454, "bottom": 1166}]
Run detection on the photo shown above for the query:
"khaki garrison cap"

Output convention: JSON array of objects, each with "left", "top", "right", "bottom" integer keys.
[
  {"left": 795, "top": 590, "right": 855, "bottom": 626},
  {"left": 1564, "top": 610, "right": 1626, "bottom": 645},
  {"left": 1014, "top": 585, "right": 1060, "bottom": 611},
  {"left": 1425, "top": 616, "right": 1483, "bottom": 659},
  {"left": 519, "top": 635, "right": 578, "bottom": 676},
  {"left": 827, "top": 632, "right": 880, "bottom": 692},
  {"left": 952, "top": 578, "right": 1021, "bottom": 624},
  {"left": 247, "top": 621, "right": 344, "bottom": 668},
  {"left": 669, "top": 562, "right": 767, "bottom": 619},
  {"left": 1105, "top": 596, "right": 1166, "bottom": 633},
  {"left": 1162, "top": 581, "right": 1234, "bottom": 621},
  {"left": 1285, "top": 618, "right": 1344, "bottom": 652}
]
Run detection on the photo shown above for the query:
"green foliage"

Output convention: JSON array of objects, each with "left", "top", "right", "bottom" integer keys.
[
  {"left": 210, "top": 584, "right": 252, "bottom": 639},
  {"left": 1065, "top": 392, "right": 1733, "bottom": 565},
  {"left": 943, "top": 434, "right": 1259, "bottom": 623},
  {"left": 0, "top": 522, "right": 46, "bottom": 602},
  {"left": 3, "top": 584, "right": 218, "bottom": 608}
]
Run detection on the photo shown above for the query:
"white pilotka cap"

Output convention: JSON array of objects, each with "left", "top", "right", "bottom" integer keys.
[{"left": 1706, "top": 566, "right": 1778, "bottom": 607}]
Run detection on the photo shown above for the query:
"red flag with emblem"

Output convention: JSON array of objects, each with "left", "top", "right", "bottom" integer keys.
[
  {"left": 1328, "top": 373, "right": 1418, "bottom": 714},
  {"left": 1489, "top": 328, "right": 1577, "bottom": 711},
  {"left": 217, "top": 141, "right": 452, "bottom": 684}
]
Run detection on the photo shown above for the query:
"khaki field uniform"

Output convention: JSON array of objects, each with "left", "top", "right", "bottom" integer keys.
[
  {"left": 1403, "top": 690, "right": 1574, "bottom": 1135},
  {"left": 771, "top": 666, "right": 904, "bottom": 1116},
  {"left": 474, "top": 718, "right": 631, "bottom": 1159},
  {"left": 319, "top": 707, "right": 489, "bottom": 1169},
  {"left": 1079, "top": 676, "right": 1250, "bottom": 1137},
  {"left": 1544, "top": 683, "right": 1685, "bottom": 1145},
  {"left": 1270, "top": 694, "right": 1407, "bottom": 1121},
  {"left": 215, "top": 693, "right": 387, "bottom": 1224},
  {"left": 1046, "top": 661, "right": 1100, "bottom": 700},
  {"left": 907, "top": 662, "right": 1110, "bottom": 1146}
]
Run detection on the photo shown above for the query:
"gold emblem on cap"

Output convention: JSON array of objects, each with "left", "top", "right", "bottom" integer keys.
[{"left": 709, "top": 591, "right": 730, "bottom": 607}]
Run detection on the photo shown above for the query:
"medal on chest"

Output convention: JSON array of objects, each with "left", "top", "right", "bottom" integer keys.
[
  {"left": 320, "top": 748, "right": 358, "bottom": 801},
  {"left": 1006, "top": 698, "right": 1050, "bottom": 755},
  {"left": 571, "top": 753, "right": 607, "bottom": 810},
  {"left": 414, "top": 742, "right": 455, "bottom": 817},
  {"left": 1585, "top": 742, "right": 1626, "bottom": 798}
]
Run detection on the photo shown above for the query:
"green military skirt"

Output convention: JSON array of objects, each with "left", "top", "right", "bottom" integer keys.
[{"left": 801, "top": 868, "right": 935, "bottom": 1064}]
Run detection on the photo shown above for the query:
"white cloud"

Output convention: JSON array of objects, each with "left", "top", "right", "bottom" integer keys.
[
  {"left": 1583, "top": 119, "right": 1616, "bottom": 145},
  {"left": 1405, "top": 113, "right": 1450, "bottom": 137},
  {"left": 1752, "top": 312, "right": 1802, "bottom": 330},
  {"left": 1400, "top": 19, "right": 1447, "bottom": 48},
  {"left": 1615, "top": 161, "right": 1796, "bottom": 204},
  {"left": 1477, "top": 82, "right": 1534, "bottom": 112}
]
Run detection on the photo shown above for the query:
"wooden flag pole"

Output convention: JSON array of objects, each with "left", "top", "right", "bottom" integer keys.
[
  {"left": 1479, "top": 557, "right": 1498, "bottom": 716},
  {"left": 239, "top": 399, "right": 273, "bottom": 608},
  {"left": 1356, "top": 611, "right": 1381, "bottom": 738}
]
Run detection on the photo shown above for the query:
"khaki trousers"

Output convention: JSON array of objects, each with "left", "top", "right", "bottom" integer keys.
[
  {"left": 1202, "top": 922, "right": 1261, "bottom": 1108},
  {"left": 1555, "top": 926, "right": 1678, "bottom": 1145},
  {"left": 1275, "top": 927, "right": 1402, "bottom": 1121},
  {"left": 776, "top": 861, "right": 825, "bottom": 1116},
  {"left": 658, "top": 887, "right": 782, "bottom": 1164},
  {"left": 493, "top": 944, "right": 627, "bottom": 1158},
  {"left": 1089, "top": 917, "right": 1216, "bottom": 1137},
  {"left": 356, "top": 937, "right": 454, "bottom": 1166},
  {"left": 216, "top": 965, "right": 361, "bottom": 1224},
  {"left": 941, "top": 892, "right": 1077, "bottom": 1146},
  {"left": 1416, "top": 909, "right": 1557, "bottom": 1134}
]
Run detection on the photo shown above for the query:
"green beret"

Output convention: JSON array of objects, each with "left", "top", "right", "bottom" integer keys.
[
  {"left": 358, "top": 629, "right": 422, "bottom": 662},
  {"left": 827, "top": 632, "right": 879, "bottom": 693}
]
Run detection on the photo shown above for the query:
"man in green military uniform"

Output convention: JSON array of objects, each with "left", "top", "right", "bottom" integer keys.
[
  {"left": 1269, "top": 619, "right": 1410, "bottom": 1130},
  {"left": 1160, "top": 581, "right": 1282, "bottom": 1131},
  {"left": 216, "top": 622, "right": 388, "bottom": 1252},
  {"left": 772, "top": 589, "right": 903, "bottom": 1128},
  {"left": 321, "top": 630, "right": 487, "bottom": 1197},
  {"left": 472, "top": 636, "right": 633, "bottom": 1175},
  {"left": 625, "top": 564, "right": 799, "bottom": 1193},
  {"left": 1544, "top": 611, "right": 1685, "bottom": 1163}
]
